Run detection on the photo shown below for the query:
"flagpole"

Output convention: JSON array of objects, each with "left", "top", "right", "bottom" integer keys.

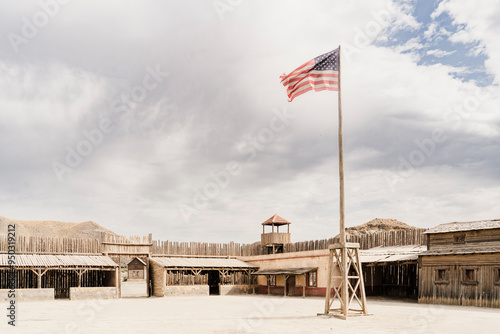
[
  {"left": 337, "top": 45, "right": 345, "bottom": 244},
  {"left": 324, "top": 45, "right": 368, "bottom": 319}
]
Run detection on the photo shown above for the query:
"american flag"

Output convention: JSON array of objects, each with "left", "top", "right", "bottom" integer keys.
[{"left": 280, "top": 48, "right": 339, "bottom": 102}]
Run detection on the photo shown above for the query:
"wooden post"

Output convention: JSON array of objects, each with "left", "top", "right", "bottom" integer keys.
[
  {"left": 355, "top": 248, "right": 368, "bottom": 314},
  {"left": 32, "top": 268, "right": 48, "bottom": 290},
  {"left": 324, "top": 249, "right": 333, "bottom": 314},
  {"left": 338, "top": 44, "right": 346, "bottom": 245},
  {"left": 341, "top": 246, "right": 348, "bottom": 316},
  {"left": 283, "top": 275, "right": 288, "bottom": 297},
  {"left": 37, "top": 269, "right": 42, "bottom": 289},
  {"left": 303, "top": 274, "right": 306, "bottom": 298}
]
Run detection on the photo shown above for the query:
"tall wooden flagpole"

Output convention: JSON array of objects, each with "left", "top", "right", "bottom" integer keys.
[
  {"left": 338, "top": 45, "right": 346, "bottom": 245},
  {"left": 322, "top": 45, "right": 368, "bottom": 319}
]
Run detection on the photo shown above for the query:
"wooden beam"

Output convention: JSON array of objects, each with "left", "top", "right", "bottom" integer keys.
[
  {"left": 303, "top": 274, "right": 306, "bottom": 298},
  {"left": 284, "top": 275, "right": 289, "bottom": 297}
]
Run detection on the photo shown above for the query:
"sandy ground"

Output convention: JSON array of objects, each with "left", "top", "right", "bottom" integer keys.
[
  {"left": 1, "top": 295, "right": 499, "bottom": 334},
  {"left": 121, "top": 281, "right": 148, "bottom": 298}
]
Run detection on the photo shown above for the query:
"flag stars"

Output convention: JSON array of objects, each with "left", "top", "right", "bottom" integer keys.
[{"left": 314, "top": 49, "right": 338, "bottom": 71}]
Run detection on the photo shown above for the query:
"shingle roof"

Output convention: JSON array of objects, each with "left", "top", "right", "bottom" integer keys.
[
  {"left": 424, "top": 219, "right": 500, "bottom": 234},
  {"left": 0, "top": 254, "right": 118, "bottom": 268},
  {"left": 262, "top": 214, "right": 291, "bottom": 225},
  {"left": 151, "top": 257, "right": 258, "bottom": 269},
  {"left": 421, "top": 247, "right": 500, "bottom": 256},
  {"left": 359, "top": 245, "right": 426, "bottom": 263},
  {"left": 129, "top": 257, "right": 146, "bottom": 266}
]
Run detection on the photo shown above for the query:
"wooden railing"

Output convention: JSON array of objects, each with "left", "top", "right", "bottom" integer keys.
[{"left": 261, "top": 233, "right": 291, "bottom": 246}]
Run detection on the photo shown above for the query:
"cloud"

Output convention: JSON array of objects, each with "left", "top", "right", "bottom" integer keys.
[
  {"left": 426, "top": 49, "right": 456, "bottom": 57},
  {"left": 449, "top": 29, "right": 475, "bottom": 44},
  {"left": 428, "top": 0, "right": 500, "bottom": 82},
  {"left": 0, "top": 0, "right": 498, "bottom": 243}
]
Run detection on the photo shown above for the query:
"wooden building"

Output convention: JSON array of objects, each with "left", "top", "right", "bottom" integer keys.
[
  {"left": 241, "top": 245, "right": 425, "bottom": 298},
  {"left": 251, "top": 267, "right": 318, "bottom": 297},
  {"left": 419, "top": 219, "right": 500, "bottom": 308},
  {"left": 241, "top": 250, "right": 330, "bottom": 296},
  {"left": 0, "top": 254, "right": 119, "bottom": 300},
  {"left": 127, "top": 257, "right": 147, "bottom": 280},
  {"left": 150, "top": 256, "right": 258, "bottom": 297}
]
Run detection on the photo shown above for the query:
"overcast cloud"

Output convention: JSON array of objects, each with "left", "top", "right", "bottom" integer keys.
[{"left": 0, "top": 0, "right": 499, "bottom": 243}]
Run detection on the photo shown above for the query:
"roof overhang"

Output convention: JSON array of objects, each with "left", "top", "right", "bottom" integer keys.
[
  {"left": 253, "top": 267, "right": 318, "bottom": 275},
  {"left": 0, "top": 254, "right": 118, "bottom": 269},
  {"left": 150, "top": 257, "right": 258, "bottom": 270}
]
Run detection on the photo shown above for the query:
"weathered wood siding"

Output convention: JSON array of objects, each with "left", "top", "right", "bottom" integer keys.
[
  {"left": 419, "top": 254, "right": 500, "bottom": 308},
  {"left": 150, "top": 261, "right": 165, "bottom": 297},
  {"left": 101, "top": 234, "right": 152, "bottom": 256},
  {"left": 428, "top": 229, "right": 500, "bottom": 251},
  {"left": 261, "top": 233, "right": 291, "bottom": 246}
]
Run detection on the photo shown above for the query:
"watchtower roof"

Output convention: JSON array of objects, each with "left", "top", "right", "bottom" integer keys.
[{"left": 262, "top": 214, "right": 291, "bottom": 226}]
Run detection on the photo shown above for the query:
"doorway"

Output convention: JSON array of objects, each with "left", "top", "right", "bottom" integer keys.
[
  {"left": 208, "top": 271, "right": 220, "bottom": 295},
  {"left": 286, "top": 276, "right": 295, "bottom": 296}
]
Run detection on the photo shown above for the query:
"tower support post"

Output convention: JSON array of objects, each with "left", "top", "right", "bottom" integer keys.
[{"left": 322, "top": 242, "right": 367, "bottom": 319}]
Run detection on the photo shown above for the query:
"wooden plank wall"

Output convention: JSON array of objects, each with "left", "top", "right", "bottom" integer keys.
[
  {"left": 419, "top": 254, "right": 500, "bottom": 308},
  {"left": 100, "top": 233, "right": 152, "bottom": 255},
  {"left": 428, "top": 229, "right": 500, "bottom": 251}
]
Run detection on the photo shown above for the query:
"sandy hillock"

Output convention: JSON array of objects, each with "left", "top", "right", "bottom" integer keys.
[
  {"left": 346, "top": 218, "right": 421, "bottom": 235},
  {"left": 0, "top": 216, "right": 117, "bottom": 239}
]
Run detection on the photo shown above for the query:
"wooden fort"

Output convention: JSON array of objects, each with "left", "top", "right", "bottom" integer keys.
[{"left": 1, "top": 217, "right": 499, "bottom": 308}]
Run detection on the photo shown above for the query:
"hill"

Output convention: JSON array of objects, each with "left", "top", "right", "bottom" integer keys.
[
  {"left": 0, "top": 216, "right": 117, "bottom": 239},
  {"left": 345, "top": 218, "right": 422, "bottom": 236}
]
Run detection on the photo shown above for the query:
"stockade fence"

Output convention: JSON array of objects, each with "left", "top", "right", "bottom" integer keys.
[
  {"left": 101, "top": 233, "right": 152, "bottom": 256},
  {"left": 0, "top": 235, "right": 101, "bottom": 255},
  {"left": 1, "top": 229, "right": 427, "bottom": 256},
  {"left": 152, "top": 229, "right": 427, "bottom": 256}
]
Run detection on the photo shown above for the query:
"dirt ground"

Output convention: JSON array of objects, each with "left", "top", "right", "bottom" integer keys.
[
  {"left": 121, "top": 281, "right": 148, "bottom": 298},
  {"left": 1, "top": 295, "right": 499, "bottom": 334}
]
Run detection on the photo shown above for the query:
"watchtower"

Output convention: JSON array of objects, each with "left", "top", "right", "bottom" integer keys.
[{"left": 261, "top": 214, "right": 291, "bottom": 254}]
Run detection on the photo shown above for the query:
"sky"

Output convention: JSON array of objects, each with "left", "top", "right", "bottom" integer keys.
[{"left": 0, "top": 0, "right": 499, "bottom": 243}]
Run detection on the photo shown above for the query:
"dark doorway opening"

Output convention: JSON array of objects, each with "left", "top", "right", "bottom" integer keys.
[
  {"left": 208, "top": 271, "right": 220, "bottom": 295},
  {"left": 286, "top": 276, "right": 295, "bottom": 296},
  {"left": 266, "top": 245, "right": 284, "bottom": 254}
]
